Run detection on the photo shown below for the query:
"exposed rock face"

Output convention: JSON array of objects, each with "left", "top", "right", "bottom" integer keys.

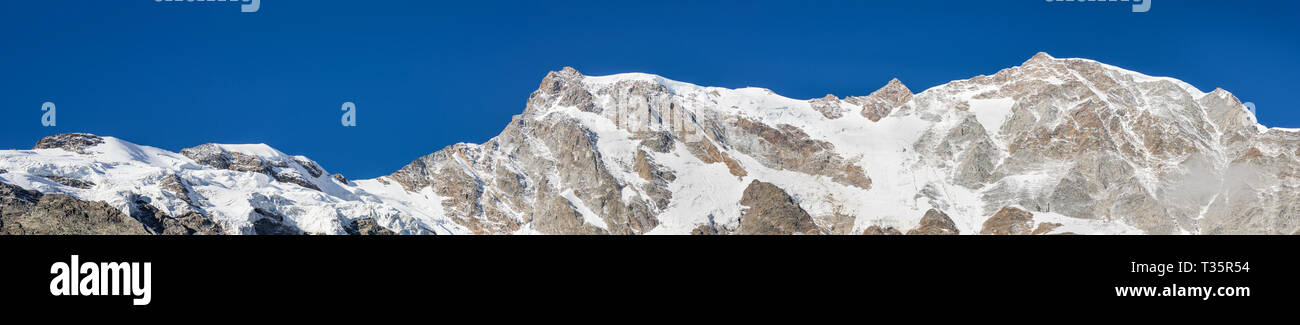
[
  {"left": 346, "top": 218, "right": 396, "bottom": 235},
  {"left": 848, "top": 78, "right": 912, "bottom": 122},
  {"left": 181, "top": 144, "right": 323, "bottom": 191},
  {"left": 159, "top": 174, "right": 196, "bottom": 206},
  {"left": 979, "top": 206, "right": 1063, "bottom": 235},
  {"left": 809, "top": 94, "right": 846, "bottom": 119},
  {"left": 527, "top": 67, "right": 596, "bottom": 114},
  {"left": 161, "top": 211, "right": 224, "bottom": 235},
  {"left": 980, "top": 206, "right": 1035, "bottom": 235},
  {"left": 1, "top": 182, "right": 149, "bottom": 235},
  {"left": 40, "top": 175, "right": 94, "bottom": 189},
  {"left": 906, "top": 209, "right": 959, "bottom": 235},
  {"left": 730, "top": 117, "right": 871, "bottom": 189},
  {"left": 33, "top": 133, "right": 104, "bottom": 154},
  {"left": 736, "top": 180, "right": 819, "bottom": 235},
  {"left": 862, "top": 225, "right": 903, "bottom": 235}
]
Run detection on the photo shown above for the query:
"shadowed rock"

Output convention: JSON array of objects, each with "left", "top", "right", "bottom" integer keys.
[
  {"left": 33, "top": 133, "right": 104, "bottom": 154},
  {"left": 737, "top": 180, "right": 819, "bottom": 235},
  {"left": 1, "top": 182, "right": 149, "bottom": 235},
  {"left": 862, "top": 225, "right": 903, "bottom": 235},
  {"left": 346, "top": 218, "right": 396, "bottom": 235}
]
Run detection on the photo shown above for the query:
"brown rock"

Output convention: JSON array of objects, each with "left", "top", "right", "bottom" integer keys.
[
  {"left": 847, "top": 78, "right": 912, "bottom": 122},
  {"left": 906, "top": 209, "right": 959, "bottom": 235},
  {"left": 809, "top": 94, "right": 845, "bottom": 119},
  {"left": 736, "top": 180, "right": 819, "bottom": 235},
  {"left": 980, "top": 206, "right": 1036, "bottom": 235},
  {"left": 863, "top": 225, "right": 902, "bottom": 235},
  {"left": 1032, "top": 223, "right": 1064, "bottom": 235}
]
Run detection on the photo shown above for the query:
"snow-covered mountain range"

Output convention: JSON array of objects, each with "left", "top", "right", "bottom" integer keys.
[{"left": 3, "top": 53, "right": 1297, "bottom": 235}]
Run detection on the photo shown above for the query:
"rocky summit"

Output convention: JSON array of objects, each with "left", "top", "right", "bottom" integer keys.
[{"left": 1, "top": 53, "right": 1296, "bottom": 235}]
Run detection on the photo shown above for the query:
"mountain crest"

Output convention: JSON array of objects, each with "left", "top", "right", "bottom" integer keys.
[{"left": 847, "top": 78, "right": 913, "bottom": 122}]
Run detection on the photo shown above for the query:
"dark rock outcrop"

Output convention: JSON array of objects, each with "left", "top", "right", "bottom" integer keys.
[
  {"left": 1, "top": 182, "right": 149, "bottom": 235},
  {"left": 33, "top": 133, "right": 104, "bottom": 154},
  {"left": 181, "top": 144, "right": 322, "bottom": 191},
  {"left": 736, "top": 180, "right": 819, "bottom": 235},
  {"left": 862, "top": 225, "right": 903, "bottom": 235},
  {"left": 345, "top": 218, "right": 396, "bottom": 235},
  {"left": 40, "top": 175, "right": 94, "bottom": 189}
]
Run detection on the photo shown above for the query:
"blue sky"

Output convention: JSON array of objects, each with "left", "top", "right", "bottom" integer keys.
[{"left": 2, "top": 0, "right": 1297, "bottom": 179}]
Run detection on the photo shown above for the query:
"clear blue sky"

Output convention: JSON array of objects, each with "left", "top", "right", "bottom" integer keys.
[{"left": 2, "top": 0, "right": 1297, "bottom": 179}]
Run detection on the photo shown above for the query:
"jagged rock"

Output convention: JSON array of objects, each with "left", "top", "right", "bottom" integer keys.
[
  {"left": 639, "top": 131, "right": 676, "bottom": 153},
  {"left": 40, "top": 175, "right": 94, "bottom": 189},
  {"left": 126, "top": 194, "right": 222, "bottom": 235},
  {"left": 862, "top": 225, "right": 903, "bottom": 235},
  {"left": 736, "top": 180, "right": 819, "bottom": 235},
  {"left": 691, "top": 223, "right": 722, "bottom": 235},
  {"left": 532, "top": 194, "right": 607, "bottom": 235},
  {"left": 685, "top": 140, "right": 747, "bottom": 178},
  {"left": 847, "top": 78, "right": 912, "bottom": 122},
  {"left": 181, "top": 144, "right": 322, "bottom": 191},
  {"left": 906, "top": 209, "right": 959, "bottom": 235},
  {"left": 1, "top": 183, "right": 149, "bottom": 235},
  {"left": 809, "top": 94, "right": 845, "bottom": 119},
  {"left": 527, "top": 66, "right": 596, "bottom": 113},
  {"left": 980, "top": 206, "right": 1036, "bottom": 235},
  {"left": 252, "top": 218, "right": 301, "bottom": 235},
  {"left": 295, "top": 157, "right": 325, "bottom": 178},
  {"left": 128, "top": 195, "right": 168, "bottom": 234},
  {"left": 159, "top": 174, "right": 196, "bottom": 206},
  {"left": 161, "top": 211, "right": 223, "bottom": 235},
  {"left": 332, "top": 174, "right": 350, "bottom": 184},
  {"left": 346, "top": 218, "right": 395, "bottom": 235},
  {"left": 730, "top": 117, "right": 871, "bottom": 189},
  {"left": 33, "top": 133, "right": 104, "bottom": 154}
]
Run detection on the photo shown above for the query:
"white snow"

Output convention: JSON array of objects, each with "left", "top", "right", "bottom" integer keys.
[{"left": 969, "top": 98, "right": 1016, "bottom": 136}]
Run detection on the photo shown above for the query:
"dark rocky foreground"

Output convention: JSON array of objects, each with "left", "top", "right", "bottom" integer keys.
[{"left": 0, "top": 181, "right": 392, "bottom": 236}]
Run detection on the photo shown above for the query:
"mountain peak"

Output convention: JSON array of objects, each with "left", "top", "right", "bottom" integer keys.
[
  {"left": 885, "top": 77, "right": 906, "bottom": 89},
  {"left": 33, "top": 133, "right": 105, "bottom": 154},
  {"left": 1025, "top": 51, "right": 1057, "bottom": 64}
]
